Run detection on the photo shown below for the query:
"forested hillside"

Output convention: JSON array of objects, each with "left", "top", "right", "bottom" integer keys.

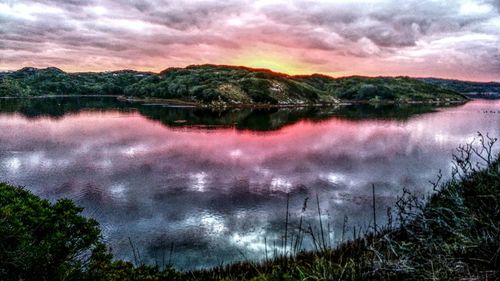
[{"left": 0, "top": 65, "right": 467, "bottom": 106}]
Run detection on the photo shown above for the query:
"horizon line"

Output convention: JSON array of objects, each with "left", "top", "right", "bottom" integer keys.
[{"left": 2, "top": 64, "right": 499, "bottom": 84}]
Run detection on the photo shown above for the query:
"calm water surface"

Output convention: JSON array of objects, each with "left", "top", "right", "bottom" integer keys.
[{"left": 0, "top": 97, "right": 498, "bottom": 269}]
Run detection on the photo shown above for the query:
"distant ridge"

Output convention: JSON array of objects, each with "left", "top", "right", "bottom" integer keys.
[{"left": 418, "top": 77, "right": 500, "bottom": 99}]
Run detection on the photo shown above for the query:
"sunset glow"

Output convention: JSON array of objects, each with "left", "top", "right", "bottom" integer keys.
[
  {"left": 232, "top": 49, "right": 318, "bottom": 75},
  {"left": 236, "top": 57, "right": 303, "bottom": 76},
  {"left": 1, "top": 0, "right": 499, "bottom": 81}
]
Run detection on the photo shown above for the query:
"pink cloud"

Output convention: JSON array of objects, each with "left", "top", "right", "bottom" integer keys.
[{"left": 0, "top": 0, "right": 499, "bottom": 81}]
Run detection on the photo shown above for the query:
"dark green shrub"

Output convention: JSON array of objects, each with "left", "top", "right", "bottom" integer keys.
[{"left": 0, "top": 184, "right": 102, "bottom": 281}]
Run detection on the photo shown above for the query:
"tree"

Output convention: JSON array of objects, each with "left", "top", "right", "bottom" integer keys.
[
  {"left": 0, "top": 183, "right": 102, "bottom": 281},
  {"left": 0, "top": 79, "right": 27, "bottom": 96}
]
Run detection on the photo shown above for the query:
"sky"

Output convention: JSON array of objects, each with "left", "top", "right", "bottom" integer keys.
[{"left": 0, "top": 0, "right": 499, "bottom": 81}]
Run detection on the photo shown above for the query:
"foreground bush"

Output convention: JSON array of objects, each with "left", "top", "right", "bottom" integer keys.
[
  {"left": 0, "top": 183, "right": 101, "bottom": 280},
  {"left": 0, "top": 183, "right": 178, "bottom": 281}
]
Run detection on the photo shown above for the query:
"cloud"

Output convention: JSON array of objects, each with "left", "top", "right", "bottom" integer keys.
[{"left": 0, "top": 0, "right": 498, "bottom": 80}]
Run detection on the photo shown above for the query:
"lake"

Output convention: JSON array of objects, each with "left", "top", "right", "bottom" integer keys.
[{"left": 0, "top": 97, "right": 498, "bottom": 270}]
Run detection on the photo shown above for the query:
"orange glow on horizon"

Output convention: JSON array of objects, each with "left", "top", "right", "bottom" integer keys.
[
  {"left": 230, "top": 49, "right": 322, "bottom": 76},
  {"left": 235, "top": 58, "right": 306, "bottom": 75},
  {"left": 2, "top": 59, "right": 494, "bottom": 83}
]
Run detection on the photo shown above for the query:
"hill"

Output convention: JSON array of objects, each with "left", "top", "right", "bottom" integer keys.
[
  {"left": 419, "top": 77, "right": 500, "bottom": 99},
  {"left": 0, "top": 65, "right": 467, "bottom": 106}
]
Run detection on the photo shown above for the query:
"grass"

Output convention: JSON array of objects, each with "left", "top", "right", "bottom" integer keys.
[{"left": 179, "top": 133, "right": 499, "bottom": 281}]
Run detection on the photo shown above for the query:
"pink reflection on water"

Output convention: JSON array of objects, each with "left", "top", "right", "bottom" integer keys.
[
  {"left": 0, "top": 100, "right": 498, "bottom": 269},
  {"left": 1, "top": 101, "right": 498, "bottom": 183}
]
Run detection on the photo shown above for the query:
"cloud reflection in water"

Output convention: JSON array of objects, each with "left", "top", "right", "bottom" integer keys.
[{"left": 0, "top": 100, "right": 499, "bottom": 269}]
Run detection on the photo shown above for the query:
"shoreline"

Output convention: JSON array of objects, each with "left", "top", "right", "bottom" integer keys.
[
  {"left": 0, "top": 94, "right": 468, "bottom": 109},
  {"left": 118, "top": 95, "right": 468, "bottom": 109},
  {"left": 0, "top": 94, "right": 121, "bottom": 99}
]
